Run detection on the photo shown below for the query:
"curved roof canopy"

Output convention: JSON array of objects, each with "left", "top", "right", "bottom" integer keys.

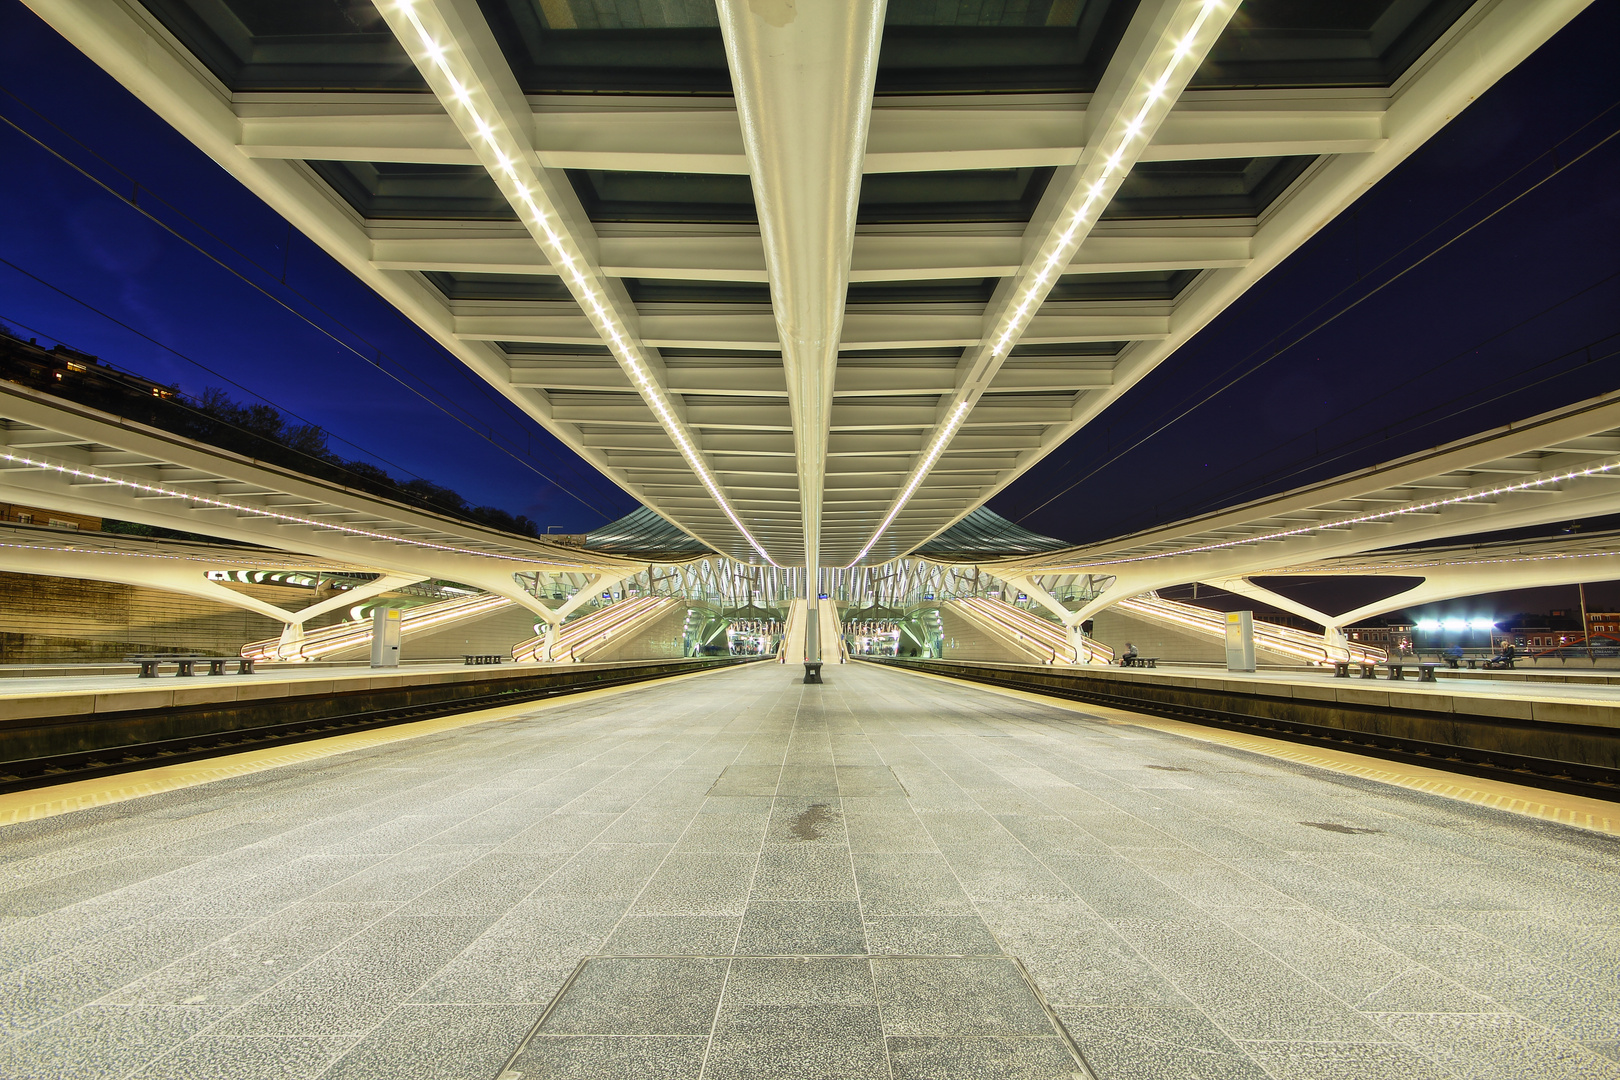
[{"left": 27, "top": 0, "right": 1590, "bottom": 570}]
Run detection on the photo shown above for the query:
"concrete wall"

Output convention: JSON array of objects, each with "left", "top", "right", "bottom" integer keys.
[{"left": 0, "top": 571, "right": 284, "bottom": 662}]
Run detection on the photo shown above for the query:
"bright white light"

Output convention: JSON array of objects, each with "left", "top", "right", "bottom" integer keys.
[
  {"left": 1441, "top": 618, "right": 1467, "bottom": 632},
  {"left": 1469, "top": 618, "right": 1495, "bottom": 631}
]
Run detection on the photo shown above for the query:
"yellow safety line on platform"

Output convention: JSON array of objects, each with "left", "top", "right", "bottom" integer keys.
[
  {"left": 0, "top": 663, "right": 749, "bottom": 829},
  {"left": 886, "top": 665, "right": 1618, "bottom": 837}
]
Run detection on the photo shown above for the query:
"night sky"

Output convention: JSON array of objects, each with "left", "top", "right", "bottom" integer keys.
[
  {"left": 993, "top": 0, "right": 1620, "bottom": 547},
  {"left": 2, "top": 0, "right": 1618, "bottom": 617},
  {"left": 0, "top": 1, "right": 639, "bottom": 533}
]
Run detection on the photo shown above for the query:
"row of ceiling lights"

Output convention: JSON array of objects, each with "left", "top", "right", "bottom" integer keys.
[{"left": 391, "top": 0, "right": 782, "bottom": 567}]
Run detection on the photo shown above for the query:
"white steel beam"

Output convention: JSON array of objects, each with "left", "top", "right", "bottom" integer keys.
[
  {"left": 717, "top": 0, "right": 885, "bottom": 589},
  {"left": 888, "top": 0, "right": 1594, "bottom": 561},
  {"left": 236, "top": 94, "right": 1384, "bottom": 174},
  {"left": 845, "top": 0, "right": 1236, "bottom": 566},
  {"left": 373, "top": 0, "right": 777, "bottom": 564},
  {"left": 372, "top": 229, "right": 1251, "bottom": 283}
]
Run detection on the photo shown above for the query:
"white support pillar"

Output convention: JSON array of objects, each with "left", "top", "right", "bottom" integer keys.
[{"left": 274, "top": 573, "right": 427, "bottom": 658}]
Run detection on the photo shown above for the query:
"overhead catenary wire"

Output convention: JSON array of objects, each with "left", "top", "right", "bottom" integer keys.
[
  {"left": 1015, "top": 101, "right": 1620, "bottom": 524},
  {"left": 0, "top": 305, "right": 598, "bottom": 528},
  {"left": 0, "top": 86, "right": 623, "bottom": 520}
]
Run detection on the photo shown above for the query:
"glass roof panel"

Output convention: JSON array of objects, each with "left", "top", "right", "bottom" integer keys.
[
  {"left": 877, "top": 0, "right": 1140, "bottom": 94},
  {"left": 858, "top": 168, "right": 1055, "bottom": 224},
  {"left": 477, "top": 0, "right": 731, "bottom": 94},
  {"left": 624, "top": 280, "right": 772, "bottom": 304},
  {"left": 137, "top": 0, "right": 1477, "bottom": 95},
  {"left": 1191, "top": 0, "right": 1479, "bottom": 89},
  {"left": 137, "top": 0, "right": 425, "bottom": 91},
  {"left": 309, "top": 161, "right": 518, "bottom": 220},
  {"left": 1045, "top": 269, "right": 1199, "bottom": 301},
  {"left": 501, "top": 341, "right": 612, "bottom": 356},
  {"left": 424, "top": 271, "right": 574, "bottom": 301},
  {"left": 1105, "top": 157, "right": 1313, "bottom": 219},
  {"left": 567, "top": 170, "right": 756, "bottom": 223},
  {"left": 847, "top": 279, "right": 1000, "bottom": 304},
  {"left": 916, "top": 507, "right": 1070, "bottom": 558},
  {"left": 1008, "top": 340, "right": 1128, "bottom": 357},
  {"left": 585, "top": 506, "right": 713, "bottom": 555}
]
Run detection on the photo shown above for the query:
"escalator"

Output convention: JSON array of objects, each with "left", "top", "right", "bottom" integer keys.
[
  {"left": 242, "top": 593, "right": 512, "bottom": 663},
  {"left": 511, "top": 596, "right": 680, "bottom": 663}
]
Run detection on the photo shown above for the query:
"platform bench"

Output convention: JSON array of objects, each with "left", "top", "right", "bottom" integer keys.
[
  {"left": 463, "top": 654, "right": 506, "bottom": 665},
  {"left": 1332, "top": 661, "right": 1379, "bottom": 679},
  {"left": 1119, "top": 656, "right": 1159, "bottom": 668},
  {"left": 126, "top": 655, "right": 255, "bottom": 678}
]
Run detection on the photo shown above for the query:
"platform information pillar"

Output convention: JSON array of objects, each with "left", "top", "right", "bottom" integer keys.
[
  {"left": 371, "top": 607, "right": 402, "bottom": 668},
  {"left": 1224, "top": 610, "right": 1256, "bottom": 673}
]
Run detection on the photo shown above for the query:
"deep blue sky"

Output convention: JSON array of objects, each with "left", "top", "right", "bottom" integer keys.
[
  {"left": 993, "top": 0, "right": 1620, "bottom": 545},
  {"left": 1, "top": 0, "right": 1616, "bottom": 554},
  {"left": 0, "top": 1, "right": 637, "bottom": 532}
]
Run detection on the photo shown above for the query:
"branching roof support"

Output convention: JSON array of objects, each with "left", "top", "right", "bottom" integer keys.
[{"left": 716, "top": 0, "right": 887, "bottom": 573}]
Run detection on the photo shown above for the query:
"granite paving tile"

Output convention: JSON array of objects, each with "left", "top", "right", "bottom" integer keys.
[
  {"left": 208, "top": 915, "right": 489, "bottom": 1035},
  {"left": 0, "top": 1004, "right": 227, "bottom": 1080},
  {"left": 7, "top": 662, "right": 1618, "bottom": 1080},
  {"left": 507, "top": 1035, "right": 709, "bottom": 1080},
  {"left": 132, "top": 1035, "right": 356, "bottom": 1080},
  {"left": 317, "top": 1003, "right": 533, "bottom": 1080},
  {"left": 538, "top": 956, "right": 728, "bottom": 1035}
]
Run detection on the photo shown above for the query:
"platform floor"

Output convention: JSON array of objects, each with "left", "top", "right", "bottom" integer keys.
[{"left": 0, "top": 662, "right": 1616, "bottom": 1080}]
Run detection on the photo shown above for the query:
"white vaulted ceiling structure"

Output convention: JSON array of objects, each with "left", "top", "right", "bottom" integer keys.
[{"left": 23, "top": 0, "right": 1593, "bottom": 570}]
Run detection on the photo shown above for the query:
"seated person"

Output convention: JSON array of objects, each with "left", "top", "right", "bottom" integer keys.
[
  {"left": 1445, "top": 643, "right": 1465, "bottom": 668},
  {"left": 1119, "top": 642, "right": 1139, "bottom": 665}
]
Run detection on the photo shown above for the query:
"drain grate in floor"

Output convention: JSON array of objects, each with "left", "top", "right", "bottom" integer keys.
[{"left": 496, "top": 954, "right": 1092, "bottom": 1079}]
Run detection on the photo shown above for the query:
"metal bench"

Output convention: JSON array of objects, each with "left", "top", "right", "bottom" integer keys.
[
  {"left": 1120, "top": 656, "right": 1159, "bottom": 668},
  {"left": 463, "top": 654, "right": 505, "bottom": 665}
]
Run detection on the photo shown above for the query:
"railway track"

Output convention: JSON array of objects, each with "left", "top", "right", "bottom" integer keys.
[{"left": 866, "top": 658, "right": 1620, "bottom": 803}]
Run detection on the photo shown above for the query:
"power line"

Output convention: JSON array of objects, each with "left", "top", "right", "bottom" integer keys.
[
  {"left": 0, "top": 86, "right": 623, "bottom": 518},
  {"left": 1016, "top": 101, "right": 1620, "bottom": 523},
  {"left": 0, "top": 308, "right": 521, "bottom": 523},
  {"left": 1095, "top": 275, "right": 1620, "bottom": 539}
]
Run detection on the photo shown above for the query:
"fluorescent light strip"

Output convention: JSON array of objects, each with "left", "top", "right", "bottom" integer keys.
[
  {"left": 1276, "top": 548, "right": 1620, "bottom": 575},
  {"left": 390, "top": 0, "right": 780, "bottom": 567},
  {"left": 844, "top": 400, "right": 971, "bottom": 567},
  {"left": 845, "top": 0, "right": 1228, "bottom": 567},
  {"left": 0, "top": 452, "right": 597, "bottom": 567},
  {"left": 0, "top": 538, "right": 347, "bottom": 571},
  {"left": 1039, "top": 460, "right": 1620, "bottom": 571}
]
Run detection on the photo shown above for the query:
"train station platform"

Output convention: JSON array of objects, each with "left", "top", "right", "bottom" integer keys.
[
  {"left": 1076, "top": 662, "right": 1620, "bottom": 727},
  {"left": 0, "top": 661, "right": 1615, "bottom": 1080}
]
